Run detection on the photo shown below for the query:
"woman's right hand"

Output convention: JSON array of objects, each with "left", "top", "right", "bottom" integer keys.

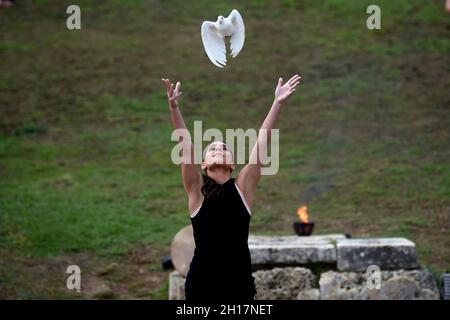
[{"left": 162, "top": 78, "right": 182, "bottom": 107}]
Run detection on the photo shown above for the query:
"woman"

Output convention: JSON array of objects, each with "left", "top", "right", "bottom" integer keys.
[{"left": 162, "top": 74, "right": 301, "bottom": 301}]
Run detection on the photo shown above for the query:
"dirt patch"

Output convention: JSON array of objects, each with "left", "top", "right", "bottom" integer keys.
[{"left": 0, "top": 245, "right": 173, "bottom": 299}]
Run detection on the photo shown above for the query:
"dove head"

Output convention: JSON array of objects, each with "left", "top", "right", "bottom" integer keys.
[
  {"left": 215, "top": 15, "right": 233, "bottom": 35},
  {"left": 201, "top": 141, "right": 235, "bottom": 174}
]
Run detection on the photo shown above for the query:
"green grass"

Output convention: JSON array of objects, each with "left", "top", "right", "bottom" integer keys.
[{"left": 1, "top": 0, "right": 449, "bottom": 298}]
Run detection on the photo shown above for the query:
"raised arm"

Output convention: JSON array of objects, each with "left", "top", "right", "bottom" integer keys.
[
  {"left": 162, "top": 78, "right": 202, "bottom": 199},
  {"left": 236, "top": 74, "right": 301, "bottom": 208}
]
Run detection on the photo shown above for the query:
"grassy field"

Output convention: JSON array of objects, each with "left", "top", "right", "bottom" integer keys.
[{"left": 0, "top": 0, "right": 449, "bottom": 299}]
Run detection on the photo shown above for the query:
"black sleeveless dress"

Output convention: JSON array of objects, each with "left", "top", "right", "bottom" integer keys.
[{"left": 184, "top": 177, "right": 256, "bottom": 301}]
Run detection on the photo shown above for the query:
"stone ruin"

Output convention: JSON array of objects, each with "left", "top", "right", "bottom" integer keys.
[{"left": 169, "top": 234, "right": 440, "bottom": 300}]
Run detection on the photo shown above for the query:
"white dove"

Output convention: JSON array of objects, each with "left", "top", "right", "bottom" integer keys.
[{"left": 201, "top": 9, "right": 245, "bottom": 68}]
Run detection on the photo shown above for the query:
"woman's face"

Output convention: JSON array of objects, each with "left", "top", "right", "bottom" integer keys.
[{"left": 201, "top": 141, "right": 235, "bottom": 171}]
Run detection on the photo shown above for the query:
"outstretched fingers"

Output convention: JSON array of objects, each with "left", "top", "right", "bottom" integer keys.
[
  {"left": 173, "top": 91, "right": 182, "bottom": 100},
  {"left": 162, "top": 78, "right": 183, "bottom": 103},
  {"left": 288, "top": 74, "right": 301, "bottom": 85},
  {"left": 175, "top": 82, "right": 182, "bottom": 99},
  {"left": 162, "top": 78, "right": 172, "bottom": 94},
  {"left": 290, "top": 80, "right": 300, "bottom": 89},
  {"left": 288, "top": 84, "right": 299, "bottom": 94},
  {"left": 289, "top": 75, "right": 302, "bottom": 91}
]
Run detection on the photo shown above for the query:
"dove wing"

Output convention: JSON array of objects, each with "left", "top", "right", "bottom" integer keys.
[
  {"left": 228, "top": 9, "right": 245, "bottom": 58},
  {"left": 201, "top": 21, "right": 227, "bottom": 68}
]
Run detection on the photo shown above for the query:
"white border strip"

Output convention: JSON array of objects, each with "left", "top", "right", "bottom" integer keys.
[
  {"left": 190, "top": 203, "right": 203, "bottom": 218},
  {"left": 234, "top": 182, "right": 252, "bottom": 216}
]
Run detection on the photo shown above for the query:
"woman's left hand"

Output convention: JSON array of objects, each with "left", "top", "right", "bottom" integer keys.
[{"left": 274, "top": 74, "right": 301, "bottom": 104}]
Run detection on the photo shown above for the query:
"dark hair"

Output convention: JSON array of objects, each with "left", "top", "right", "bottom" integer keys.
[{"left": 201, "top": 173, "right": 228, "bottom": 202}]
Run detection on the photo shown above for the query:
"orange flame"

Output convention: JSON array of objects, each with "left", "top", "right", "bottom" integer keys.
[{"left": 297, "top": 206, "right": 309, "bottom": 223}]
